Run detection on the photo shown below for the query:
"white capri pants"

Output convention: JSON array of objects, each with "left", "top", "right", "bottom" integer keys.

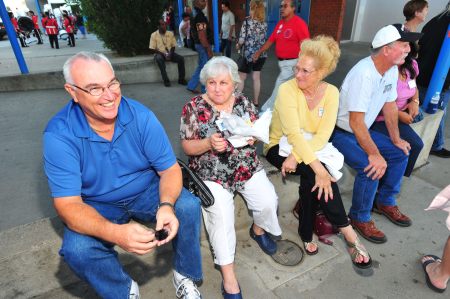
[
  {"left": 203, "top": 169, "right": 282, "bottom": 265},
  {"left": 261, "top": 58, "right": 298, "bottom": 111}
]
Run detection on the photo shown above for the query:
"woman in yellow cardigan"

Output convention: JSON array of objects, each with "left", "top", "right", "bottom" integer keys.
[{"left": 265, "top": 35, "right": 372, "bottom": 269}]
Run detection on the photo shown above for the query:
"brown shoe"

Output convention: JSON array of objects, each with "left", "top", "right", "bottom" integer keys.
[
  {"left": 373, "top": 204, "right": 412, "bottom": 227},
  {"left": 350, "top": 219, "right": 387, "bottom": 244}
]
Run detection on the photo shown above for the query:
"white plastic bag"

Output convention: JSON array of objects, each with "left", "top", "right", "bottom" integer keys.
[{"left": 220, "top": 109, "right": 272, "bottom": 147}]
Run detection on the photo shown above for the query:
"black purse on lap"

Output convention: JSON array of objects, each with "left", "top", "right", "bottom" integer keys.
[{"left": 177, "top": 158, "right": 215, "bottom": 208}]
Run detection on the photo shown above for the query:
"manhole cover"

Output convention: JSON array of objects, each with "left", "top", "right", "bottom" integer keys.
[{"left": 271, "top": 239, "right": 304, "bottom": 266}]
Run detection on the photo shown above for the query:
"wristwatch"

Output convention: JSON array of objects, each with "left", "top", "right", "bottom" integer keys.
[{"left": 158, "top": 202, "right": 175, "bottom": 211}]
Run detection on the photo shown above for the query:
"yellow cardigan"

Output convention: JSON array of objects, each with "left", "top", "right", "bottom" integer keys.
[{"left": 264, "top": 78, "right": 339, "bottom": 165}]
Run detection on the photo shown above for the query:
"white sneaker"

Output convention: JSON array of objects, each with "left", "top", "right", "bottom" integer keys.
[
  {"left": 129, "top": 280, "right": 140, "bottom": 299},
  {"left": 173, "top": 271, "right": 202, "bottom": 299}
]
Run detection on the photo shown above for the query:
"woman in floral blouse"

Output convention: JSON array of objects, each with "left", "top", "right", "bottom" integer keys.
[
  {"left": 236, "top": 0, "right": 267, "bottom": 107},
  {"left": 180, "top": 57, "right": 282, "bottom": 298}
]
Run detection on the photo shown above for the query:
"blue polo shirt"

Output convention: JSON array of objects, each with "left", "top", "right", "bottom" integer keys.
[{"left": 43, "top": 97, "right": 176, "bottom": 203}]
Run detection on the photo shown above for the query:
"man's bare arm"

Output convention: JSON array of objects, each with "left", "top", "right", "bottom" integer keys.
[{"left": 382, "top": 101, "right": 411, "bottom": 155}]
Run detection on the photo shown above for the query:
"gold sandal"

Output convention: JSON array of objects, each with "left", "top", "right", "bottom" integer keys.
[{"left": 346, "top": 237, "right": 372, "bottom": 269}]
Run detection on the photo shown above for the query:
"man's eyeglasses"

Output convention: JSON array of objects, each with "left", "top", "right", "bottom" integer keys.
[
  {"left": 292, "top": 66, "right": 317, "bottom": 76},
  {"left": 70, "top": 79, "right": 121, "bottom": 96},
  {"left": 280, "top": 4, "right": 289, "bottom": 9}
]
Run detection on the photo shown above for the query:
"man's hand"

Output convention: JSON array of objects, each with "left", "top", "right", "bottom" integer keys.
[
  {"left": 406, "top": 101, "right": 419, "bottom": 118},
  {"left": 393, "top": 138, "right": 411, "bottom": 155},
  {"left": 364, "top": 153, "right": 387, "bottom": 180},
  {"left": 399, "top": 110, "right": 413, "bottom": 124},
  {"left": 115, "top": 222, "right": 158, "bottom": 255},
  {"left": 155, "top": 205, "right": 179, "bottom": 246}
]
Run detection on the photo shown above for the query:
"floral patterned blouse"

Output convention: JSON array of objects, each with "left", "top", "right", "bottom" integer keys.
[
  {"left": 238, "top": 18, "right": 268, "bottom": 62},
  {"left": 180, "top": 94, "right": 262, "bottom": 193}
]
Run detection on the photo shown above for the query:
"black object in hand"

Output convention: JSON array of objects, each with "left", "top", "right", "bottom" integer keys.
[{"left": 155, "top": 229, "right": 169, "bottom": 241}]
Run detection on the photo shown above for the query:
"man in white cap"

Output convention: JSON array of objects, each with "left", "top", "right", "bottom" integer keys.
[{"left": 331, "top": 24, "right": 422, "bottom": 244}]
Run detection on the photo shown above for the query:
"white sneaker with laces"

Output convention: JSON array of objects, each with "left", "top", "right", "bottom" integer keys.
[
  {"left": 129, "top": 280, "right": 140, "bottom": 299},
  {"left": 173, "top": 271, "right": 202, "bottom": 299}
]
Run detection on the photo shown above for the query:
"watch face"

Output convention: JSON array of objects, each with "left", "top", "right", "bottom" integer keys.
[{"left": 155, "top": 229, "right": 169, "bottom": 241}]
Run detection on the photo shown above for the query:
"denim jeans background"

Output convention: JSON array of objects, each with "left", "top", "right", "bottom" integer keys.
[
  {"left": 418, "top": 86, "right": 450, "bottom": 151},
  {"left": 332, "top": 129, "right": 408, "bottom": 222},
  {"left": 59, "top": 187, "right": 202, "bottom": 299},
  {"left": 187, "top": 44, "right": 209, "bottom": 93},
  {"left": 220, "top": 38, "right": 232, "bottom": 57},
  {"left": 371, "top": 121, "right": 424, "bottom": 177}
]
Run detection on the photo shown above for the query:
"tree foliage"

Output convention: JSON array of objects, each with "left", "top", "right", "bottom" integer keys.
[{"left": 80, "top": 0, "right": 165, "bottom": 56}]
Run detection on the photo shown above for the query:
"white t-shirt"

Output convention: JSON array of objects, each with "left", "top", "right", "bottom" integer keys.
[
  {"left": 179, "top": 19, "right": 190, "bottom": 40},
  {"left": 221, "top": 10, "right": 235, "bottom": 39},
  {"left": 337, "top": 56, "right": 398, "bottom": 132}
]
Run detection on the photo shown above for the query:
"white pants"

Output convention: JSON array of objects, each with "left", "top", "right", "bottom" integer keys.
[
  {"left": 261, "top": 58, "right": 298, "bottom": 111},
  {"left": 202, "top": 169, "right": 282, "bottom": 265}
]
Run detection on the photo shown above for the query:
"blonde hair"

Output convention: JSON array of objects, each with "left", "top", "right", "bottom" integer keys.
[
  {"left": 250, "top": 0, "right": 265, "bottom": 23},
  {"left": 299, "top": 35, "right": 341, "bottom": 78}
]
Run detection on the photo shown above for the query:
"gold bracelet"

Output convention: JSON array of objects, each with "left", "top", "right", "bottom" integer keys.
[{"left": 411, "top": 98, "right": 419, "bottom": 104}]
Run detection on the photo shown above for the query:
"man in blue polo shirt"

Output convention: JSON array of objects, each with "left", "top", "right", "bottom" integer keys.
[{"left": 43, "top": 51, "right": 202, "bottom": 299}]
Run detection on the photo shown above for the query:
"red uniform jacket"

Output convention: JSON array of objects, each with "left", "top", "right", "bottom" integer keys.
[
  {"left": 63, "top": 17, "right": 74, "bottom": 34},
  {"left": 32, "top": 15, "right": 39, "bottom": 29},
  {"left": 43, "top": 17, "right": 58, "bottom": 35}
]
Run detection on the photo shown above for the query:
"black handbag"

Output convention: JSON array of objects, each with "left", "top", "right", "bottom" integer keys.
[{"left": 177, "top": 158, "right": 215, "bottom": 207}]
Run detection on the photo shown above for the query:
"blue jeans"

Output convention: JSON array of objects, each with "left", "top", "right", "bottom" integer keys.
[
  {"left": 371, "top": 121, "right": 424, "bottom": 177},
  {"left": 59, "top": 188, "right": 202, "bottom": 299},
  {"left": 220, "top": 38, "right": 232, "bottom": 57},
  {"left": 418, "top": 86, "right": 450, "bottom": 151},
  {"left": 332, "top": 129, "right": 408, "bottom": 222},
  {"left": 187, "top": 44, "right": 209, "bottom": 93}
]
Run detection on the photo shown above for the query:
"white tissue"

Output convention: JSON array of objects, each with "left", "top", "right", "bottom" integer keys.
[{"left": 220, "top": 110, "right": 272, "bottom": 147}]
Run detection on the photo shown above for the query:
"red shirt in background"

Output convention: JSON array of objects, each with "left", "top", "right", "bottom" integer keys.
[
  {"left": 32, "top": 15, "right": 40, "bottom": 29},
  {"left": 268, "top": 15, "right": 310, "bottom": 59}
]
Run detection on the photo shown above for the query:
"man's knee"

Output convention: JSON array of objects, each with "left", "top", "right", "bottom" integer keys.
[
  {"left": 175, "top": 189, "right": 201, "bottom": 217},
  {"left": 60, "top": 230, "right": 106, "bottom": 268}
]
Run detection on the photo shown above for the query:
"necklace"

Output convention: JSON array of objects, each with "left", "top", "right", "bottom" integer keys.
[{"left": 304, "top": 82, "right": 321, "bottom": 101}]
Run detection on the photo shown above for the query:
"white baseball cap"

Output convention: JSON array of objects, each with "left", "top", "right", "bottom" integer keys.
[{"left": 371, "top": 24, "right": 422, "bottom": 49}]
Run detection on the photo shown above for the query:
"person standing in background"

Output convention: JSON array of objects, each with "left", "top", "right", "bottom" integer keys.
[
  {"left": 403, "top": 0, "right": 429, "bottom": 32},
  {"left": 253, "top": 0, "right": 310, "bottom": 111},
  {"left": 417, "top": 2, "right": 450, "bottom": 158},
  {"left": 187, "top": 0, "right": 213, "bottom": 94},
  {"left": 42, "top": 12, "right": 59, "bottom": 49},
  {"left": 220, "top": 0, "right": 235, "bottom": 58}
]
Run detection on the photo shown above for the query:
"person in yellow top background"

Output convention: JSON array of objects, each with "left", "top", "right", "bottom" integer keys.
[
  {"left": 149, "top": 19, "right": 187, "bottom": 87},
  {"left": 264, "top": 35, "right": 372, "bottom": 269}
]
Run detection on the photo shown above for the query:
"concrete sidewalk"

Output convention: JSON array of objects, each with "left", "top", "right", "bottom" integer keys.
[{"left": 0, "top": 35, "right": 449, "bottom": 298}]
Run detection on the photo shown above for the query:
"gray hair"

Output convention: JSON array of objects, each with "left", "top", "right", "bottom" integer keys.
[
  {"left": 370, "top": 41, "right": 395, "bottom": 55},
  {"left": 199, "top": 56, "right": 241, "bottom": 85},
  {"left": 63, "top": 51, "right": 114, "bottom": 84}
]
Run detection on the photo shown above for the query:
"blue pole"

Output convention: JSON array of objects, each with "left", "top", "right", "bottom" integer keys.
[
  {"left": 34, "top": 0, "right": 43, "bottom": 28},
  {"left": 212, "top": 0, "right": 220, "bottom": 52},
  {"left": 177, "top": 0, "right": 183, "bottom": 28},
  {"left": 422, "top": 23, "right": 450, "bottom": 110},
  {"left": 0, "top": 0, "right": 29, "bottom": 74}
]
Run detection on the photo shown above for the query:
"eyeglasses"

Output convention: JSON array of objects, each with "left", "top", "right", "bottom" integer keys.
[
  {"left": 292, "top": 66, "right": 317, "bottom": 76},
  {"left": 70, "top": 79, "right": 121, "bottom": 96},
  {"left": 280, "top": 4, "right": 289, "bottom": 8}
]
